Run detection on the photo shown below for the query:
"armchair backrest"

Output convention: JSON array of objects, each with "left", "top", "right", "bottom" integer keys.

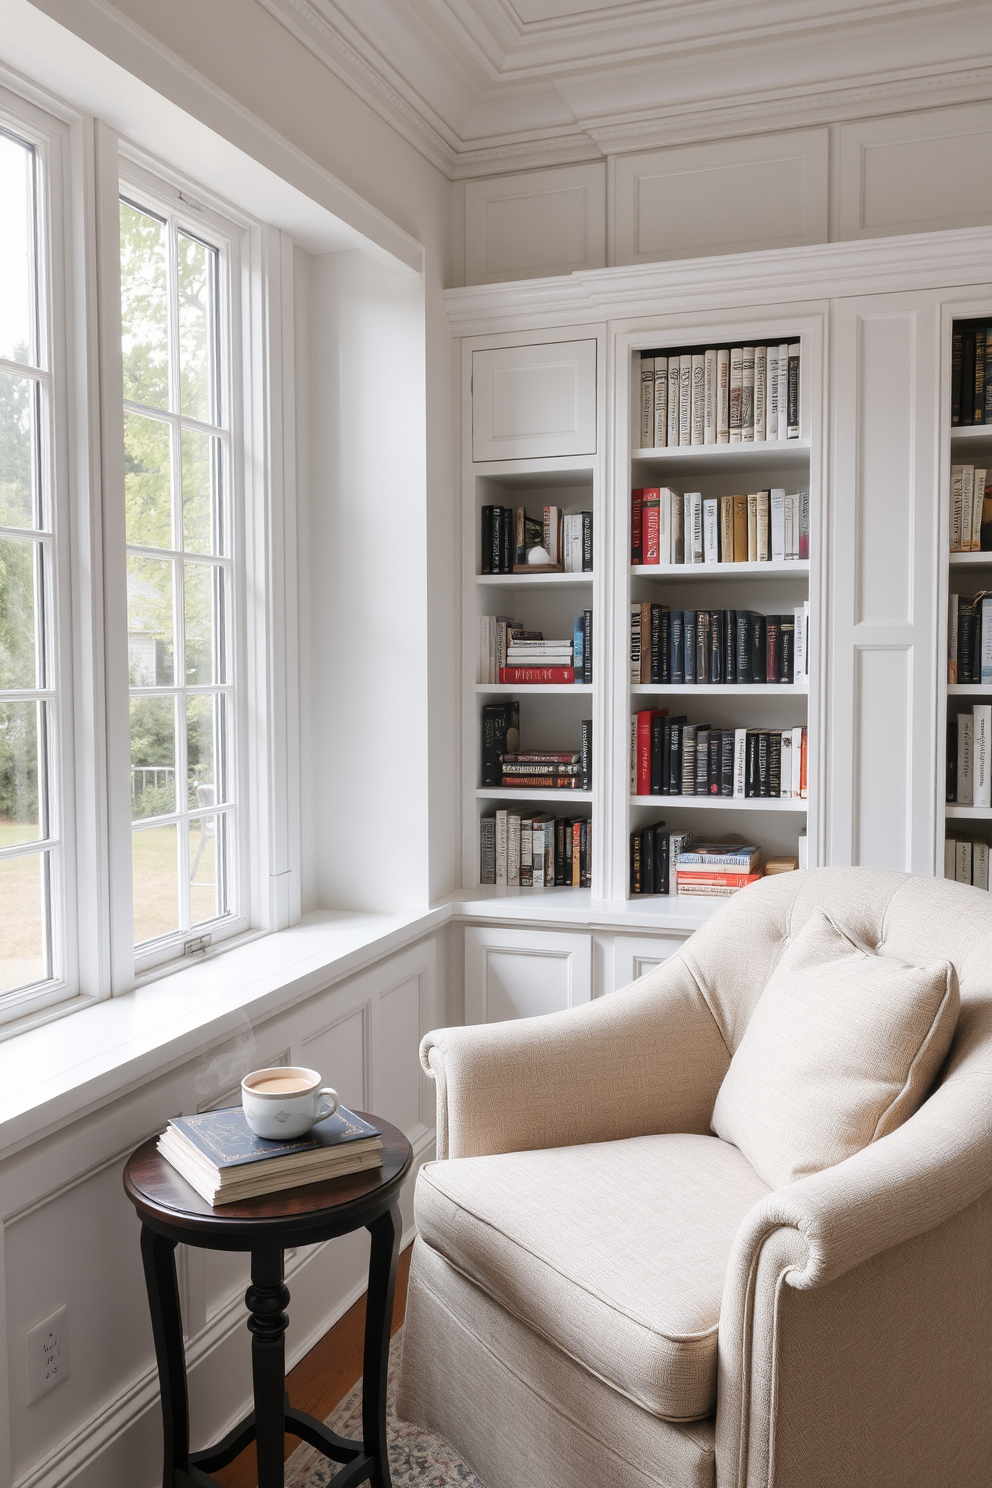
[{"left": 678, "top": 868, "right": 992, "bottom": 1085}]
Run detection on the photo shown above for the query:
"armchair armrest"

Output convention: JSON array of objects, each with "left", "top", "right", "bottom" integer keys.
[{"left": 422, "top": 954, "right": 730, "bottom": 1158}]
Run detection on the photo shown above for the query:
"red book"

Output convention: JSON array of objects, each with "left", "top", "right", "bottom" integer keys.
[
  {"left": 675, "top": 872, "right": 763, "bottom": 888},
  {"left": 499, "top": 666, "right": 575, "bottom": 684},
  {"left": 572, "top": 821, "right": 582, "bottom": 886},
  {"left": 631, "top": 489, "right": 644, "bottom": 564},
  {"left": 635, "top": 708, "right": 666, "bottom": 796},
  {"left": 642, "top": 489, "right": 661, "bottom": 564}
]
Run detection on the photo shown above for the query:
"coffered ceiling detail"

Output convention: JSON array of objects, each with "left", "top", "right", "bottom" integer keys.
[{"left": 258, "top": 0, "right": 992, "bottom": 175}]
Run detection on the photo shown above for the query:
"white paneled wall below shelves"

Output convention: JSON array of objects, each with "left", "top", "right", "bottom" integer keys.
[{"left": 457, "top": 102, "right": 992, "bottom": 286}]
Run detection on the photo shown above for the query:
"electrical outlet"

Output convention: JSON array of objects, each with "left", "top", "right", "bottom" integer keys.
[{"left": 25, "top": 1306, "right": 69, "bottom": 1404}]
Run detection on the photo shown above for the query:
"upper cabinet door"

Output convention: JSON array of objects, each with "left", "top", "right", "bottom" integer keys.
[{"left": 472, "top": 339, "right": 597, "bottom": 461}]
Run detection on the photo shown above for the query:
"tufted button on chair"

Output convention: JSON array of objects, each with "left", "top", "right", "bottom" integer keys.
[{"left": 396, "top": 868, "right": 992, "bottom": 1488}]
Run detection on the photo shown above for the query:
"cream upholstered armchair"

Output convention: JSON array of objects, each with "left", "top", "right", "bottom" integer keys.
[{"left": 396, "top": 868, "right": 992, "bottom": 1488}]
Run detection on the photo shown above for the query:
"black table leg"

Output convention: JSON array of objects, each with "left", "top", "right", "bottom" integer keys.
[
  {"left": 140, "top": 1225, "right": 190, "bottom": 1488},
  {"left": 246, "top": 1246, "right": 290, "bottom": 1488},
  {"left": 363, "top": 1203, "right": 401, "bottom": 1488}
]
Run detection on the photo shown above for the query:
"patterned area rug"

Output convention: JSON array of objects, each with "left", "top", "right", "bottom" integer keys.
[{"left": 285, "top": 1331, "right": 485, "bottom": 1487}]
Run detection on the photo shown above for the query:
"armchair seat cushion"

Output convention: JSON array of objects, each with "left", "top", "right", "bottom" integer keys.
[{"left": 414, "top": 1132, "right": 770, "bottom": 1422}]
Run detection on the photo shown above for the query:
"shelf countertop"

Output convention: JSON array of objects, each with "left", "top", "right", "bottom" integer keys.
[
  {"left": 631, "top": 560, "right": 808, "bottom": 579},
  {"left": 631, "top": 439, "right": 810, "bottom": 472},
  {"left": 436, "top": 886, "right": 722, "bottom": 933},
  {"left": 630, "top": 795, "right": 807, "bottom": 811},
  {"left": 631, "top": 682, "right": 807, "bottom": 695}
]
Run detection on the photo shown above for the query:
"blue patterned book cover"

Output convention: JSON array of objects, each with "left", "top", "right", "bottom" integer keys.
[{"left": 169, "top": 1106, "right": 380, "bottom": 1170}]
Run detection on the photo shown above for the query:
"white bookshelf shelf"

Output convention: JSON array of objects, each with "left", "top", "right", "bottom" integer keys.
[
  {"left": 631, "top": 682, "right": 807, "bottom": 696},
  {"left": 476, "top": 572, "right": 593, "bottom": 588},
  {"left": 949, "top": 551, "right": 992, "bottom": 566},
  {"left": 630, "top": 795, "right": 806, "bottom": 811},
  {"left": 948, "top": 683, "right": 992, "bottom": 694},
  {"left": 632, "top": 560, "right": 809, "bottom": 580},
  {"left": 476, "top": 788, "right": 593, "bottom": 803},
  {"left": 949, "top": 425, "right": 992, "bottom": 448},
  {"left": 946, "top": 805, "right": 992, "bottom": 820},
  {"left": 476, "top": 683, "right": 593, "bottom": 694},
  {"left": 632, "top": 439, "right": 810, "bottom": 472}
]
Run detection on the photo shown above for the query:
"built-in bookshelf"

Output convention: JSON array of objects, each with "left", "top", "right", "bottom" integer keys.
[{"left": 943, "top": 316, "right": 992, "bottom": 891}]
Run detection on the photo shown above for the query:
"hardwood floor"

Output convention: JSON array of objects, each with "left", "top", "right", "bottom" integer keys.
[{"left": 213, "top": 1243, "right": 413, "bottom": 1488}]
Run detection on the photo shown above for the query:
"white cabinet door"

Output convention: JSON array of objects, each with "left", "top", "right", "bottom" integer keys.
[
  {"left": 464, "top": 926, "right": 592, "bottom": 1024},
  {"left": 472, "top": 340, "right": 597, "bottom": 461},
  {"left": 610, "top": 934, "right": 686, "bottom": 993}
]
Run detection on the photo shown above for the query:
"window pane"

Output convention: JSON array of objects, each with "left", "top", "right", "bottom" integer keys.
[
  {"left": 184, "top": 562, "right": 225, "bottom": 685},
  {"left": 127, "top": 555, "right": 175, "bottom": 686},
  {"left": 132, "top": 823, "right": 179, "bottom": 944},
  {"left": 0, "top": 535, "right": 38, "bottom": 688},
  {"left": 186, "top": 691, "right": 223, "bottom": 807},
  {"left": 0, "top": 701, "right": 43, "bottom": 845},
  {"left": 130, "top": 695, "right": 176, "bottom": 820},
  {"left": 189, "top": 813, "right": 226, "bottom": 925},
  {"left": 178, "top": 233, "right": 217, "bottom": 424},
  {"left": 181, "top": 429, "right": 222, "bottom": 554},
  {"left": 124, "top": 411, "right": 173, "bottom": 549},
  {"left": 120, "top": 201, "right": 169, "bottom": 410},
  {"left": 0, "top": 372, "right": 38, "bottom": 528},
  {"left": 0, "top": 133, "right": 36, "bottom": 367},
  {"left": 0, "top": 852, "right": 48, "bottom": 992}
]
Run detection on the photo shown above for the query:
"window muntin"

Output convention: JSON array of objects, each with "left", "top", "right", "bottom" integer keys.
[
  {"left": 120, "top": 195, "right": 235, "bottom": 951},
  {"left": 0, "top": 126, "right": 61, "bottom": 1000}
]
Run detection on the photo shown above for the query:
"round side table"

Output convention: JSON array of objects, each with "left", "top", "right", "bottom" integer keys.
[{"left": 123, "top": 1114, "right": 413, "bottom": 1488}]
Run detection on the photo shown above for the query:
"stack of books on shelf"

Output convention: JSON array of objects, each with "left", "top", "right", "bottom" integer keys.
[
  {"left": 947, "top": 705, "right": 991, "bottom": 809},
  {"left": 631, "top": 712, "right": 807, "bottom": 799},
  {"left": 481, "top": 615, "right": 593, "bottom": 684},
  {"left": 944, "top": 836, "right": 991, "bottom": 892},
  {"left": 628, "top": 832, "right": 803, "bottom": 896},
  {"left": 950, "top": 466, "right": 991, "bottom": 552},
  {"left": 951, "top": 322, "right": 992, "bottom": 427},
  {"left": 638, "top": 341, "right": 801, "bottom": 448},
  {"left": 630, "top": 604, "right": 809, "bottom": 686},
  {"left": 631, "top": 487, "right": 809, "bottom": 565},
  {"left": 481, "top": 706, "right": 591, "bottom": 790},
  {"left": 947, "top": 594, "right": 992, "bottom": 683},
  {"left": 481, "top": 811, "right": 591, "bottom": 887},
  {"left": 481, "top": 503, "right": 592, "bottom": 573},
  {"left": 157, "top": 1106, "right": 383, "bottom": 1207}
]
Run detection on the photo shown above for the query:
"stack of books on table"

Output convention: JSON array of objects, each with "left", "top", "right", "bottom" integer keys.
[
  {"left": 157, "top": 1106, "right": 383, "bottom": 1207},
  {"left": 675, "top": 842, "right": 764, "bottom": 898}
]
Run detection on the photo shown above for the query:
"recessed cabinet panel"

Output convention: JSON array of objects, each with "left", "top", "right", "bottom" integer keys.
[
  {"left": 465, "top": 165, "right": 607, "bottom": 284},
  {"left": 611, "top": 935, "right": 686, "bottom": 993},
  {"left": 378, "top": 973, "right": 428, "bottom": 1135},
  {"left": 464, "top": 926, "right": 592, "bottom": 1023},
  {"left": 472, "top": 340, "right": 597, "bottom": 461}
]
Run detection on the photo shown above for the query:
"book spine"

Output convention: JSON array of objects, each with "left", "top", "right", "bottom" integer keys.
[
  {"left": 703, "top": 498, "right": 719, "bottom": 564},
  {"left": 689, "top": 492, "right": 703, "bottom": 563},
  {"left": 668, "top": 359, "right": 681, "bottom": 448},
  {"left": 717, "top": 348, "right": 730, "bottom": 443},
  {"left": 777, "top": 343, "right": 789, "bottom": 440},
  {"left": 733, "top": 495, "right": 748, "bottom": 562},
  {"left": 480, "top": 816, "right": 496, "bottom": 885},
  {"left": 670, "top": 610, "right": 684, "bottom": 685},
  {"left": 799, "top": 486, "right": 810, "bottom": 559},
  {"left": 671, "top": 490, "right": 684, "bottom": 565},
  {"left": 502, "top": 763, "right": 580, "bottom": 776},
  {"left": 683, "top": 611, "right": 696, "bottom": 683},
  {"left": 499, "top": 666, "right": 575, "bottom": 684},
  {"left": 746, "top": 493, "right": 758, "bottom": 562},
  {"left": 754, "top": 345, "right": 767, "bottom": 441},
  {"left": 729, "top": 347, "right": 743, "bottom": 442},
  {"left": 972, "top": 471, "right": 986, "bottom": 552},
  {"left": 961, "top": 466, "right": 975, "bottom": 553},
  {"left": 948, "top": 594, "right": 959, "bottom": 684},
  {"left": 658, "top": 489, "right": 672, "bottom": 566},
  {"left": 506, "top": 812, "right": 520, "bottom": 885},
  {"left": 766, "top": 344, "right": 780, "bottom": 441},
  {"left": 520, "top": 818, "right": 533, "bottom": 887},
  {"left": 955, "top": 840, "right": 973, "bottom": 884},
  {"left": 961, "top": 334, "right": 975, "bottom": 426},
  {"left": 780, "top": 731, "right": 793, "bottom": 797},
  {"left": 653, "top": 355, "right": 668, "bottom": 446},
  {"left": 640, "top": 355, "right": 655, "bottom": 447},
  {"left": 741, "top": 345, "right": 755, "bottom": 442},
  {"left": 681, "top": 724, "right": 697, "bottom": 796},
  {"left": 733, "top": 727, "right": 747, "bottom": 798},
  {"left": 719, "top": 496, "right": 734, "bottom": 565},
  {"left": 952, "top": 331, "right": 962, "bottom": 425},
  {"left": 719, "top": 729, "right": 734, "bottom": 796},
  {"left": 572, "top": 820, "right": 581, "bottom": 887},
  {"left": 580, "top": 720, "right": 592, "bottom": 792},
  {"left": 630, "top": 830, "right": 643, "bottom": 895},
  {"left": 770, "top": 488, "right": 786, "bottom": 562},
  {"left": 642, "top": 492, "right": 661, "bottom": 564},
  {"left": 481, "top": 507, "right": 494, "bottom": 574},
  {"left": 982, "top": 598, "right": 992, "bottom": 684},
  {"left": 756, "top": 489, "right": 771, "bottom": 562},
  {"left": 574, "top": 614, "right": 584, "bottom": 681},
  {"left": 975, "top": 329, "right": 986, "bottom": 424},
  {"left": 679, "top": 354, "right": 692, "bottom": 446},
  {"left": 495, "top": 809, "right": 508, "bottom": 885},
  {"left": 787, "top": 342, "right": 801, "bottom": 438},
  {"left": 631, "top": 488, "right": 643, "bottom": 565},
  {"left": 501, "top": 508, "right": 513, "bottom": 572},
  {"left": 704, "top": 348, "right": 717, "bottom": 445},
  {"left": 975, "top": 840, "right": 990, "bottom": 891},
  {"left": 582, "top": 511, "right": 593, "bottom": 571},
  {"left": 986, "top": 326, "right": 992, "bottom": 423},
  {"left": 691, "top": 352, "right": 705, "bottom": 445},
  {"left": 676, "top": 872, "right": 763, "bottom": 888},
  {"left": 975, "top": 705, "right": 992, "bottom": 810}
]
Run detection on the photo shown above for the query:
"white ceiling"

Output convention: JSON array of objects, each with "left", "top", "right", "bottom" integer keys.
[{"left": 259, "top": 0, "right": 992, "bottom": 175}]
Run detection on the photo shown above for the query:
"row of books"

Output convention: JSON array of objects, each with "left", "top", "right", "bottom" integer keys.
[
  {"left": 630, "top": 605, "right": 810, "bottom": 687},
  {"left": 629, "top": 835, "right": 803, "bottom": 897},
  {"left": 481, "top": 504, "right": 593, "bottom": 574},
  {"left": 947, "top": 593, "right": 992, "bottom": 684},
  {"left": 481, "top": 811, "right": 591, "bottom": 887},
  {"left": 945, "top": 837, "right": 991, "bottom": 892},
  {"left": 481, "top": 703, "right": 592, "bottom": 788},
  {"left": 951, "top": 322, "right": 992, "bottom": 427},
  {"left": 481, "top": 615, "right": 593, "bottom": 685},
  {"left": 631, "top": 712, "right": 808, "bottom": 799},
  {"left": 631, "top": 487, "right": 809, "bottom": 566},
  {"left": 950, "top": 465, "right": 992, "bottom": 552},
  {"left": 638, "top": 343, "right": 801, "bottom": 447},
  {"left": 947, "top": 706, "right": 992, "bottom": 809}
]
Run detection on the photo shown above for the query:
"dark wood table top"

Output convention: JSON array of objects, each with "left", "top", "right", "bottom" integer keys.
[{"left": 123, "top": 1113, "right": 413, "bottom": 1249}]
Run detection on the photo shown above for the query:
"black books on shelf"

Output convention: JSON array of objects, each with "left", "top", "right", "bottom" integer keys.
[
  {"left": 951, "top": 321, "right": 992, "bottom": 427},
  {"left": 947, "top": 593, "right": 992, "bottom": 684},
  {"left": 631, "top": 713, "right": 807, "bottom": 799},
  {"left": 481, "top": 503, "right": 593, "bottom": 574},
  {"left": 484, "top": 719, "right": 591, "bottom": 794},
  {"left": 481, "top": 701, "right": 520, "bottom": 785},
  {"left": 630, "top": 604, "right": 809, "bottom": 685},
  {"left": 157, "top": 1107, "right": 383, "bottom": 1206},
  {"left": 480, "top": 811, "right": 591, "bottom": 888},
  {"left": 638, "top": 340, "right": 801, "bottom": 449}
]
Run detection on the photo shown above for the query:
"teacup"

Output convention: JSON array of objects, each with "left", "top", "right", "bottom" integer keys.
[{"left": 242, "top": 1066, "right": 339, "bottom": 1140}]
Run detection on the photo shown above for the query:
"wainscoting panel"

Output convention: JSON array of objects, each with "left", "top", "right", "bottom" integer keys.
[
  {"left": 611, "top": 129, "right": 829, "bottom": 264},
  {"left": 465, "top": 164, "right": 607, "bottom": 284},
  {"left": 838, "top": 103, "right": 992, "bottom": 239},
  {"left": 610, "top": 934, "right": 685, "bottom": 994},
  {"left": 464, "top": 926, "right": 592, "bottom": 1023}
]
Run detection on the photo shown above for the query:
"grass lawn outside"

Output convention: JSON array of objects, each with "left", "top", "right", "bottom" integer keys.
[{"left": 0, "top": 821, "right": 45, "bottom": 992}]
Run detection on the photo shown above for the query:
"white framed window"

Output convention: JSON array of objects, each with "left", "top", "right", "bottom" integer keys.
[{"left": 114, "top": 160, "right": 253, "bottom": 972}]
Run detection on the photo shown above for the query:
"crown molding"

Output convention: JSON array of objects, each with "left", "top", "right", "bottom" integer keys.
[{"left": 442, "top": 224, "right": 992, "bottom": 332}]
